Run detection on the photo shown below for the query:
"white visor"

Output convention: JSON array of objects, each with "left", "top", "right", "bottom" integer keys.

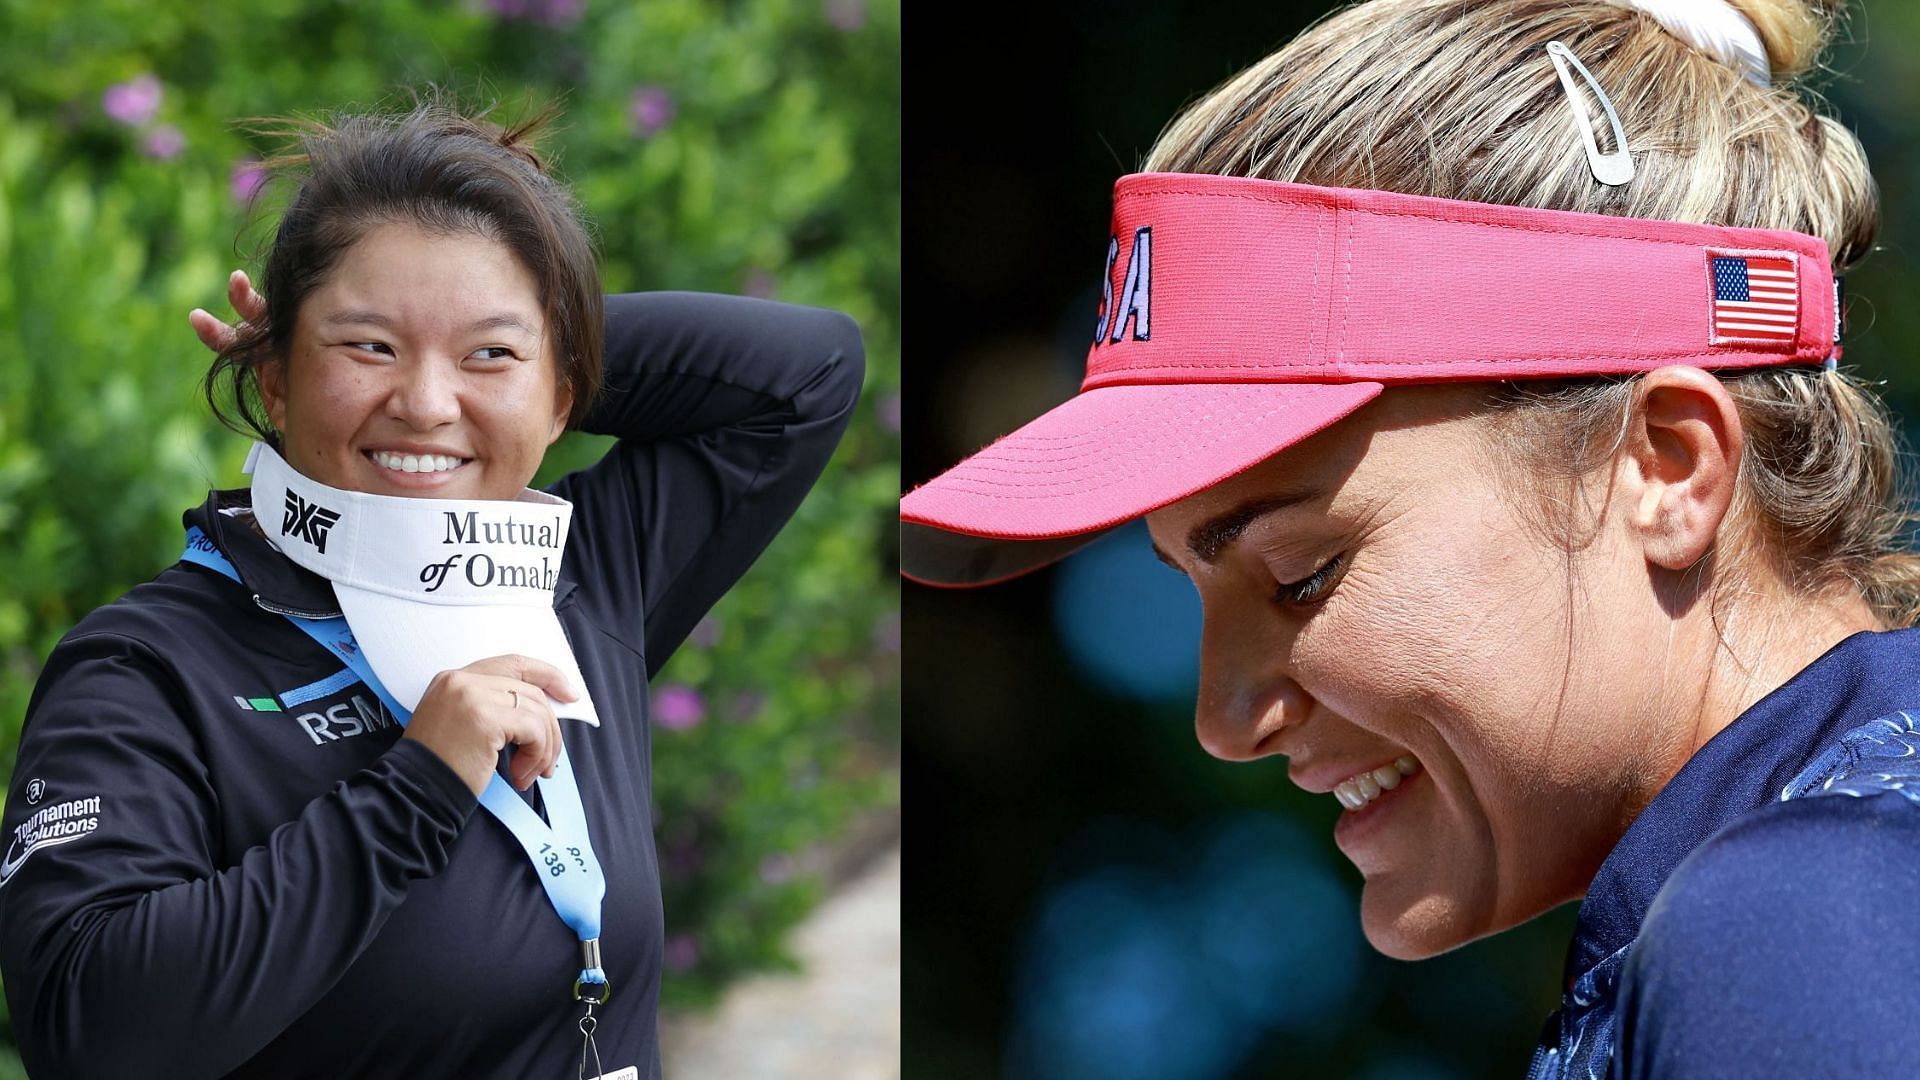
[{"left": 246, "top": 442, "right": 600, "bottom": 727}]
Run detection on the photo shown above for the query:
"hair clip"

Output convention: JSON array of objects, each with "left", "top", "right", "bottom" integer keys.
[
  {"left": 1826, "top": 274, "right": 1845, "bottom": 370},
  {"left": 1546, "top": 41, "right": 1635, "bottom": 186}
]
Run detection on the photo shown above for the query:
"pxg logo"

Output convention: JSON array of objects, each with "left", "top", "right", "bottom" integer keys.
[{"left": 284, "top": 491, "right": 343, "bottom": 554}]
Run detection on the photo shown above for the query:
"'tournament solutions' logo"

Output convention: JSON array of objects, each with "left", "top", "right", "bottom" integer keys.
[{"left": 1, "top": 795, "right": 102, "bottom": 886}]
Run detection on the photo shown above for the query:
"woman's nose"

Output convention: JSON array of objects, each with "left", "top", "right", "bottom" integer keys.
[
  {"left": 385, "top": 357, "right": 462, "bottom": 429},
  {"left": 1193, "top": 635, "right": 1307, "bottom": 762}
]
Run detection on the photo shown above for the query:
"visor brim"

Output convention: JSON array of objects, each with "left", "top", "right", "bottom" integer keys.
[
  {"left": 333, "top": 586, "right": 602, "bottom": 727},
  {"left": 901, "top": 380, "right": 1383, "bottom": 586}
]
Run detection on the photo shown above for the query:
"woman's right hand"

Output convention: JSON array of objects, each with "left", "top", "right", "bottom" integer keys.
[
  {"left": 401, "top": 654, "right": 581, "bottom": 797},
  {"left": 188, "top": 269, "right": 265, "bottom": 353}
]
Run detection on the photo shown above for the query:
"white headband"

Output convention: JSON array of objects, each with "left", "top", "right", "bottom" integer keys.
[{"left": 1619, "top": 0, "right": 1771, "bottom": 88}]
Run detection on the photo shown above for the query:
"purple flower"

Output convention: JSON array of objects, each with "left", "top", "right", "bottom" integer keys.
[
  {"left": 664, "top": 933, "right": 699, "bottom": 972},
  {"left": 654, "top": 684, "right": 705, "bottom": 730},
  {"left": 759, "top": 853, "right": 796, "bottom": 885},
  {"left": 744, "top": 267, "right": 783, "bottom": 297},
  {"left": 536, "top": 0, "right": 584, "bottom": 25},
  {"left": 824, "top": 0, "right": 865, "bottom": 32},
  {"left": 664, "top": 840, "right": 703, "bottom": 876},
  {"left": 230, "top": 158, "right": 268, "bottom": 204},
  {"left": 628, "top": 86, "right": 674, "bottom": 138},
  {"left": 872, "top": 610, "right": 901, "bottom": 654},
  {"left": 742, "top": 267, "right": 777, "bottom": 299},
  {"left": 730, "top": 689, "right": 769, "bottom": 722},
  {"left": 140, "top": 124, "right": 185, "bottom": 161},
  {"left": 878, "top": 391, "right": 901, "bottom": 434},
  {"left": 102, "top": 75, "right": 162, "bottom": 126},
  {"left": 689, "top": 616, "right": 722, "bottom": 649},
  {"left": 485, "top": 0, "right": 581, "bottom": 23}
]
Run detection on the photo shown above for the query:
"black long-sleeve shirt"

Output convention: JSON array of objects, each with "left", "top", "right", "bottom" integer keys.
[{"left": 0, "top": 292, "right": 864, "bottom": 1079}]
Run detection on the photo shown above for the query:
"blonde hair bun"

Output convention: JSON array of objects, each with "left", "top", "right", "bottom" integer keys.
[{"left": 1728, "top": 0, "right": 1842, "bottom": 81}]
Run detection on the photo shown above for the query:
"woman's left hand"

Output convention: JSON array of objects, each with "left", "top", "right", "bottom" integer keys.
[{"left": 188, "top": 269, "right": 266, "bottom": 353}]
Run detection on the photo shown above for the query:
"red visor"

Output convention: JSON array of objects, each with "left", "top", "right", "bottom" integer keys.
[{"left": 902, "top": 172, "right": 1841, "bottom": 587}]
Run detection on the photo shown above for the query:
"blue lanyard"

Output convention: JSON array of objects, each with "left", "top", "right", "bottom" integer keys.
[{"left": 181, "top": 525, "right": 610, "bottom": 1004}]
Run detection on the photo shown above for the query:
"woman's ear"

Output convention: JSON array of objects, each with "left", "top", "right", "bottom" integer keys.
[
  {"left": 549, "top": 371, "right": 574, "bottom": 446},
  {"left": 256, "top": 357, "right": 289, "bottom": 435},
  {"left": 1624, "top": 366, "right": 1744, "bottom": 571}
]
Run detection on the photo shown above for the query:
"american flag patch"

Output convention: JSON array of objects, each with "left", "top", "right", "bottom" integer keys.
[{"left": 1710, "top": 251, "right": 1798, "bottom": 343}]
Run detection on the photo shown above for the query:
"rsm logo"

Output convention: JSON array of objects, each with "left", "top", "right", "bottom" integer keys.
[{"left": 292, "top": 694, "right": 396, "bottom": 746}]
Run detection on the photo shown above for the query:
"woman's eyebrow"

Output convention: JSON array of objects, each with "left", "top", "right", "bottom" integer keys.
[
  {"left": 1149, "top": 489, "right": 1326, "bottom": 570},
  {"left": 321, "top": 310, "right": 539, "bottom": 337}
]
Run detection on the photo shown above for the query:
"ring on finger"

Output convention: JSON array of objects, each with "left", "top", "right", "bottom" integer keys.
[{"left": 508, "top": 688, "right": 520, "bottom": 710}]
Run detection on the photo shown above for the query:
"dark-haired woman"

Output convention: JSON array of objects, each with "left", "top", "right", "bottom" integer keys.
[{"left": 0, "top": 99, "right": 862, "bottom": 1079}]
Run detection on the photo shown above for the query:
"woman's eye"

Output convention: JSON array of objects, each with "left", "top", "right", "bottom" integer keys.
[
  {"left": 348, "top": 344, "right": 516, "bottom": 361},
  {"left": 1272, "top": 553, "right": 1345, "bottom": 607}
]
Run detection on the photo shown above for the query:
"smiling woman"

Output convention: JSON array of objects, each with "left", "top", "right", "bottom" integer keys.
[
  {"left": 903, "top": 0, "right": 1920, "bottom": 1075},
  {"left": 260, "top": 222, "right": 572, "bottom": 500},
  {"left": 0, "top": 88, "right": 864, "bottom": 1080},
  {"left": 202, "top": 92, "right": 604, "bottom": 507}
]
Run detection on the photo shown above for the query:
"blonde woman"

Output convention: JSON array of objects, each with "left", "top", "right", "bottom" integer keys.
[{"left": 903, "top": 0, "right": 1910, "bottom": 1073}]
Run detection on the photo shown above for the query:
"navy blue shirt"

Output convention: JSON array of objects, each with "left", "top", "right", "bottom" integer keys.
[
  {"left": 1529, "top": 627, "right": 1920, "bottom": 1078},
  {"left": 0, "top": 292, "right": 863, "bottom": 1080}
]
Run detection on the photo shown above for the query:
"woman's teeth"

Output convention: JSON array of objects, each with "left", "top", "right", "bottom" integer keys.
[
  {"left": 369, "top": 451, "right": 465, "bottom": 474},
  {"left": 1334, "top": 756, "right": 1420, "bottom": 811}
]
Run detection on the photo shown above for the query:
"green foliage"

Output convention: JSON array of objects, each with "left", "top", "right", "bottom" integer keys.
[{"left": 0, "top": 0, "right": 899, "bottom": 1041}]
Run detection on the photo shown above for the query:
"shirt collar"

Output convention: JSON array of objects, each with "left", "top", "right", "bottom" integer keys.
[
  {"left": 182, "top": 488, "right": 582, "bottom": 617},
  {"left": 1565, "top": 625, "right": 1920, "bottom": 985},
  {"left": 185, "top": 488, "right": 342, "bottom": 616}
]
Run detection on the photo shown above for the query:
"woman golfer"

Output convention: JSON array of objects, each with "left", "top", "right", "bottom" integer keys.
[
  {"left": 903, "top": 0, "right": 1913, "bottom": 1074},
  {"left": 0, "top": 94, "right": 862, "bottom": 1078}
]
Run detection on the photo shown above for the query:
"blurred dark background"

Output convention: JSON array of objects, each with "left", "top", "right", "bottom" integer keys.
[{"left": 904, "top": 1, "right": 1920, "bottom": 1076}]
